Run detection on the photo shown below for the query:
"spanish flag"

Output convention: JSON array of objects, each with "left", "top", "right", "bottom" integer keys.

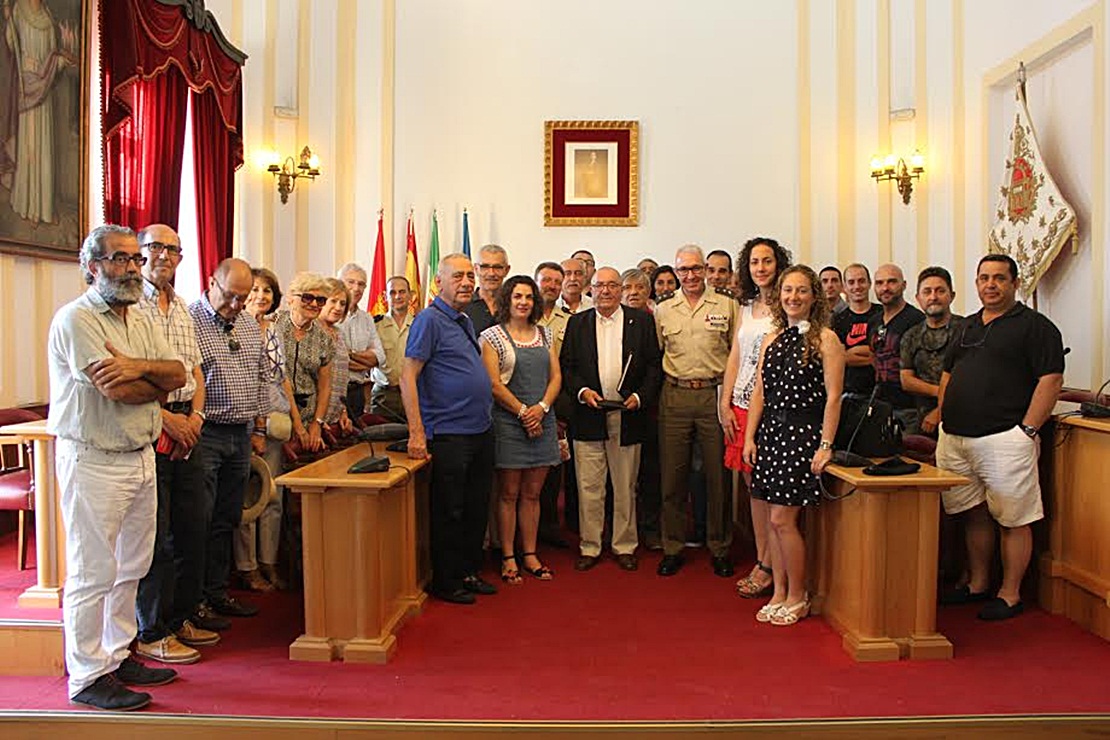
[
  {"left": 405, "top": 211, "right": 422, "bottom": 313},
  {"left": 368, "top": 211, "right": 387, "bottom": 316}
]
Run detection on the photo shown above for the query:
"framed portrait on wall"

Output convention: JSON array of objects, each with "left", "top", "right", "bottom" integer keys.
[
  {"left": 0, "top": 0, "right": 89, "bottom": 260},
  {"left": 544, "top": 120, "right": 639, "bottom": 227}
]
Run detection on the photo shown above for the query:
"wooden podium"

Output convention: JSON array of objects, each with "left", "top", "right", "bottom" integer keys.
[
  {"left": 811, "top": 462, "right": 968, "bottom": 662},
  {"left": 276, "top": 443, "right": 430, "bottom": 664}
]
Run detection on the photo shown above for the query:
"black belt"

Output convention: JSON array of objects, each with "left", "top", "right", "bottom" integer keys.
[
  {"left": 163, "top": 401, "right": 192, "bottom": 414},
  {"left": 771, "top": 408, "right": 823, "bottom": 425}
]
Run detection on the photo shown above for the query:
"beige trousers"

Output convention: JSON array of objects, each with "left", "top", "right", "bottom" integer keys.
[{"left": 573, "top": 412, "right": 641, "bottom": 557}]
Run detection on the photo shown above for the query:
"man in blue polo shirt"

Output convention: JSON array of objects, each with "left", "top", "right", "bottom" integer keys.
[{"left": 401, "top": 252, "right": 497, "bottom": 604}]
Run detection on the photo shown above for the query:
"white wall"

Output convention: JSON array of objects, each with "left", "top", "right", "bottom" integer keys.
[{"left": 3, "top": 0, "right": 1108, "bottom": 406}]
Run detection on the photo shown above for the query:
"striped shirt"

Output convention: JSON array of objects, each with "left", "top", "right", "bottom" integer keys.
[
  {"left": 135, "top": 280, "right": 199, "bottom": 403},
  {"left": 339, "top": 308, "right": 385, "bottom": 385},
  {"left": 189, "top": 295, "right": 271, "bottom": 425}
]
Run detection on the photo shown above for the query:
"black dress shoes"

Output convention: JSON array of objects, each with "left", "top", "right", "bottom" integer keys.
[
  {"left": 939, "top": 584, "right": 991, "bottom": 606},
  {"left": 191, "top": 603, "right": 232, "bottom": 631},
  {"left": 71, "top": 674, "right": 151, "bottom": 712},
  {"left": 712, "top": 556, "right": 735, "bottom": 578},
  {"left": 657, "top": 554, "right": 684, "bottom": 576},
  {"left": 978, "top": 597, "right": 1024, "bottom": 621},
  {"left": 209, "top": 595, "right": 259, "bottom": 617},
  {"left": 431, "top": 587, "right": 477, "bottom": 605},
  {"left": 462, "top": 574, "right": 498, "bottom": 595},
  {"left": 616, "top": 554, "right": 639, "bottom": 571},
  {"left": 114, "top": 656, "right": 177, "bottom": 687},
  {"left": 575, "top": 555, "right": 600, "bottom": 571}
]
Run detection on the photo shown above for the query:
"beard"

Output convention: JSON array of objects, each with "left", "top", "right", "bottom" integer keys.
[
  {"left": 97, "top": 272, "right": 143, "bottom": 306},
  {"left": 924, "top": 304, "right": 948, "bottom": 318}
]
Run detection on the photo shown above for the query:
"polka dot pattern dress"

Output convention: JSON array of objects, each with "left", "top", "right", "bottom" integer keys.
[{"left": 751, "top": 327, "right": 827, "bottom": 507}]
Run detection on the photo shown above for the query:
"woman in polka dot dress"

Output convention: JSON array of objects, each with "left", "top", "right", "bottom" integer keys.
[{"left": 743, "top": 265, "right": 844, "bottom": 626}]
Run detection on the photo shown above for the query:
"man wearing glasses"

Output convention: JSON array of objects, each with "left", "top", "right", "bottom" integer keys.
[
  {"left": 189, "top": 258, "right": 271, "bottom": 623},
  {"left": 654, "top": 245, "right": 739, "bottom": 577},
  {"left": 463, "top": 243, "right": 510, "bottom": 335},
  {"left": 936, "top": 253, "right": 1064, "bottom": 621},
  {"left": 47, "top": 225, "right": 187, "bottom": 710},
  {"left": 898, "top": 266, "right": 962, "bottom": 437},
  {"left": 131, "top": 225, "right": 219, "bottom": 667}
]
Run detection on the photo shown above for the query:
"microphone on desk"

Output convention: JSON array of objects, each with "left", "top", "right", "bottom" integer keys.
[{"left": 348, "top": 424, "right": 409, "bottom": 474}]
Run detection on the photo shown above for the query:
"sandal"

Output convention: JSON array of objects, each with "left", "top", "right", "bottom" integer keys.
[
  {"left": 520, "top": 552, "right": 554, "bottom": 580},
  {"left": 771, "top": 595, "right": 811, "bottom": 626},
  {"left": 736, "top": 560, "right": 774, "bottom": 598},
  {"left": 501, "top": 555, "right": 522, "bottom": 585},
  {"left": 756, "top": 600, "right": 785, "bottom": 623}
]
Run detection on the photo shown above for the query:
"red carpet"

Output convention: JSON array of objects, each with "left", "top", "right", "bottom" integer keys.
[{"left": 2, "top": 530, "right": 1110, "bottom": 720}]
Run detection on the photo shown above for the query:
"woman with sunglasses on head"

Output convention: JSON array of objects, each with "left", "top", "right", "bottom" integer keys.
[
  {"left": 316, "top": 277, "right": 357, "bottom": 437},
  {"left": 721, "top": 237, "right": 792, "bottom": 599},
  {"left": 743, "top": 265, "right": 844, "bottom": 626},
  {"left": 234, "top": 268, "right": 296, "bottom": 591},
  {"left": 273, "top": 272, "right": 334, "bottom": 454},
  {"left": 480, "top": 275, "right": 561, "bottom": 584}
]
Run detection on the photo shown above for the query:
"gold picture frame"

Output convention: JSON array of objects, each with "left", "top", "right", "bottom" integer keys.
[{"left": 544, "top": 120, "right": 639, "bottom": 227}]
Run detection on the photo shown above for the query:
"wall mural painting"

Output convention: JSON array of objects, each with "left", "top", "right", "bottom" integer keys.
[{"left": 0, "top": 0, "right": 87, "bottom": 260}]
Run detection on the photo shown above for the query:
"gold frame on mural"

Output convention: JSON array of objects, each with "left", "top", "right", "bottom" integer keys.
[
  {"left": 0, "top": 0, "right": 90, "bottom": 261},
  {"left": 544, "top": 120, "right": 639, "bottom": 227}
]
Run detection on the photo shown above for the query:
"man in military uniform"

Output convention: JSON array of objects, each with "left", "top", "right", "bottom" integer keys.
[
  {"left": 654, "top": 245, "right": 739, "bottom": 577},
  {"left": 370, "top": 276, "right": 413, "bottom": 422}
]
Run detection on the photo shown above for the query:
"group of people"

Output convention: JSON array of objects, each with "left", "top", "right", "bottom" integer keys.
[{"left": 46, "top": 222, "right": 1065, "bottom": 711}]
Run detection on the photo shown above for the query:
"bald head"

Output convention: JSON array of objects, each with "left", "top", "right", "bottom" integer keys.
[
  {"left": 209, "top": 258, "right": 254, "bottom": 321},
  {"left": 873, "top": 263, "right": 907, "bottom": 309}
]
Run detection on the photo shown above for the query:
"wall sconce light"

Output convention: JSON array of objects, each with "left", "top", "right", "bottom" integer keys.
[
  {"left": 870, "top": 151, "right": 925, "bottom": 205},
  {"left": 267, "top": 146, "right": 321, "bottom": 204}
]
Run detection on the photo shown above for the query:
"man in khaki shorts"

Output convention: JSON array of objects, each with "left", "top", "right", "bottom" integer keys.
[
  {"left": 936, "top": 254, "right": 1064, "bottom": 620},
  {"left": 654, "top": 245, "right": 738, "bottom": 578}
]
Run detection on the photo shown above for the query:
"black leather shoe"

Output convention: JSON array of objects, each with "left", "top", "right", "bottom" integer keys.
[
  {"left": 574, "top": 555, "right": 600, "bottom": 571},
  {"left": 431, "top": 587, "right": 477, "bottom": 605},
  {"left": 712, "top": 556, "right": 735, "bottom": 578},
  {"left": 462, "top": 574, "right": 498, "bottom": 595},
  {"left": 616, "top": 554, "right": 639, "bottom": 571},
  {"left": 71, "top": 674, "right": 151, "bottom": 711},
  {"left": 657, "top": 554, "right": 684, "bottom": 576},
  {"left": 978, "top": 597, "right": 1024, "bottom": 621},
  {"left": 191, "top": 603, "right": 231, "bottom": 631},
  {"left": 209, "top": 595, "right": 259, "bottom": 617},
  {"left": 114, "top": 656, "right": 177, "bottom": 687},
  {"left": 939, "top": 584, "right": 991, "bottom": 606}
]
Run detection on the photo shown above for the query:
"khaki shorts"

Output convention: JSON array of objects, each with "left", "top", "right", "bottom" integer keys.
[{"left": 935, "top": 425, "right": 1043, "bottom": 527}]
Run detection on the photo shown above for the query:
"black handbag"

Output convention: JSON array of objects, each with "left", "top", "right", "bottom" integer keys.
[{"left": 834, "top": 389, "right": 902, "bottom": 458}]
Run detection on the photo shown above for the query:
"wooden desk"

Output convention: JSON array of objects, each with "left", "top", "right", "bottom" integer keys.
[
  {"left": 276, "top": 444, "right": 430, "bottom": 664},
  {"left": 810, "top": 462, "right": 968, "bottom": 662},
  {"left": 1039, "top": 414, "right": 1110, "bottom": 641},
  {"left": 0, "top": 420, "right": 65, "bottom": 609}
]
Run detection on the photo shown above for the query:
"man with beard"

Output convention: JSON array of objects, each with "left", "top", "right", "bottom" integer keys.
[
  {"left": 820, "top": 265, "right": 848, "bottom": 314},
  {"left": 572, "top": 249, "right": 596, "bottom": 296},
  {"left": 463, "top": 244, "right": 510, "bottom": 335},
  {"left": 402, "top": 253, "right": 497, "bottom": 604},
  {"left": 900, "top": 266, "right": 962, "bottom": 436},
  {"left": 47, "top": 225, "right": 186, "bottom": 710},
  {"left": 132, "top": 224, "right": 218, "bottom": 667},
  {"left": 338, "top": 262, "right": 385, "bottom": 419},
  {"left": 869, "top": 263, "right": 925, "bottom": 433},
  {"left": 534, "top": 261, "right": 573, "bottom": 546},
  {"left": 558, "top": 257, "right": 593, "bottom": 314}
]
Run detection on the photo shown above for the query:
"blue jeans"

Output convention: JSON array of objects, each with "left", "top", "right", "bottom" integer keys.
[
  {"left": 198, "top": 424, "right": 251, "bottom": 603},
  {"left": 136, "top": 445, "right": 209, "bottom": 641}
]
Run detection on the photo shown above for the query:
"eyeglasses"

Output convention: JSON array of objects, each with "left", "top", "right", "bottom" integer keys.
[
  {"left": 875, "top": 325, "right": 888, "bottom": 341},
  {"left": 222, "top": 324, "right": 240, "bottom": 352},
  {"left": 99, "top": 252, "right": 147, "bottom": 267},
  {"left": 213, "top": 278, "right": 250, "bottom": 304},
  {"left": 960, "top": 321, "right": 994, "bottom": 349},
  {"left": 477, "top": 263, "right": 508, "bottom": 272},
  {"left": 592, "top": 282, "right": 621, "bottom": 292},
  {"left": 675, "top": 265, "right": 705, "bottom": 276},
  {"left": 143, "top": 242, "right": 182, "bottom": 256},
  {"left": 295, "top": 293, "right": 328, "bottom": 306}
]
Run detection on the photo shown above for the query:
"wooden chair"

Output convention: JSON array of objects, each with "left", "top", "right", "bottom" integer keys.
[{"left": 0, "top": 408, "right": 43, "bottom": 570}]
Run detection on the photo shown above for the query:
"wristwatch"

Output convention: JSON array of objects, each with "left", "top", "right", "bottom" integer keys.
[
  {"left": 819, "top": 440, "right": 833, "bottom": 451},
  {"left": 1019, "top": 424, "right": 1039, "bottom": 438},
  {"left": 538, "top": 400, "right": 550, "bottom": 414}
]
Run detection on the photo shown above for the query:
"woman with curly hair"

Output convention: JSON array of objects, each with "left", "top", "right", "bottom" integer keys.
[
  {"left": 480, "top": 275, "right": 562, "bottom": 583},
  {"left": 743, "top": 265, "right": 844, "bottom": 625},
  {"left": 721, "top": 237, "right": 792, "bottom": 599}
]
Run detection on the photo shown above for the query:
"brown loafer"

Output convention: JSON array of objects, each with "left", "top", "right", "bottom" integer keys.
[
  {"left": 574, "top": 555, "right": 600, "bottom": 571},
  {"left": 616, "top": 554, "right": 638, "bottom": 571}
]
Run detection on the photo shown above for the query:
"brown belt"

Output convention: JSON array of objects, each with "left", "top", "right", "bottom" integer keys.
[{"left": 665, "top": 375, "right": 722, "bottom": 390}]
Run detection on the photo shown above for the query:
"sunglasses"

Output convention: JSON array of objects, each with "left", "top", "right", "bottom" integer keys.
[
  {"left": 296, "top": 293, "right": 328, "bottom": 306},
  {"left": 960, "top": 321, "right": 993, "bottom": 349},
  {"left": 222, "top": 324, "right": 240, "bottom": 352}
]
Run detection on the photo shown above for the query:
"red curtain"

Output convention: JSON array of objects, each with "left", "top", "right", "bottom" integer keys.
[
  {"left": 192, "top": 89, "right": 238, "bottom": 281},
  {"left": 101, "top": 0, "right": 245, "bottom": 266},
  {"left": 103, "top": 67, "right": 188, "bottom": 229}
]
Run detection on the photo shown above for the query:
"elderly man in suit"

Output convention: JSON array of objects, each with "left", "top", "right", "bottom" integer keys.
[{"left": 561, "top": 267, "right": 662, "bottom": 571}]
